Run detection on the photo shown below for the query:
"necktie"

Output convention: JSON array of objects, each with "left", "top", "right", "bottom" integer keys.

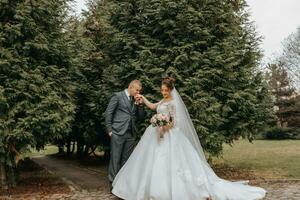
[{"left": 130, "top": 96, "right": 134, "bottom": 106}]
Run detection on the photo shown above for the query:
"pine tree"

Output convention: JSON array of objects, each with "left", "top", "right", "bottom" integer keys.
[
  {"left": 268, "top": 63, "right": 295, "bottom": 127},
  {"left": 99, "top": 0, "right": 274, "bottom": 156},
  {"left": 0, "top": 0, "right": 75, "bottom": 187},
  {"left": 57, "top": 0, "right": 113, "bottom": 157},
  {"left": 267, "top": 63, "right": 300, "bottom": 139}
]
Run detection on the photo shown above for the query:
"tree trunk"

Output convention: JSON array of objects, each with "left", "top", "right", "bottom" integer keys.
[
  {"left": 71, "top": 141, "right": 75, "bottom": 153},
  {"left": 0, "top": 163, "right": 8, "bottom": 189},
  {"left": 66, "top": 139, "right": 71, "bottom": 156},
  {"left": 76, "top": 141, "right": 83, "bottom": 157},
  {"left": 7, "top": 165, "right": 17, "bottom": 187},
  {"left": 89, "top": 145, "right": 97, "bottom": 156},
  {"left": 83, "top": 145, "right": 90, "bottom": 157},
  {"left": 58, "top": 140, "right": 65, "bottom": 155}
]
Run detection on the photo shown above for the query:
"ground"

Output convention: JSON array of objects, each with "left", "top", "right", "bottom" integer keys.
[{"left": 1, "top": 140, "right": 300, "bottom": 199}]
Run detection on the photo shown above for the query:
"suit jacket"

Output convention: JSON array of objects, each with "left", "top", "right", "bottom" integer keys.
[{"left": 105, "top": 91, "right": 146, "bottom": 136}]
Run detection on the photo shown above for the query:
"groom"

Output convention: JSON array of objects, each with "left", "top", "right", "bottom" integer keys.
[{"left": 105, "top": 79, "right": 145, "bottom": 186}]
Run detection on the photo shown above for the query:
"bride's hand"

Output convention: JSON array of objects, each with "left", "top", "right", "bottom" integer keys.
[
  {"left": 158, "top": 125, "right": 169, "bottom": 134},
  {"left": 158, "top": 127, "right": 165, "bottom": 137},
  {"left": 135, "top": 94, "right": 144, "bottom": 104}
]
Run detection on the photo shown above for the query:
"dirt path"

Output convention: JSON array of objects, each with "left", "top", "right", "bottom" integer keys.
[
  {"left": 31, "top": 155, "right": 118, "bottom": 199},
  {"left": 31, "top": 156, "right": 110, "bottom": 191},
  {"left": 27, "top": 155, "right": 300, "bottom": 200}
]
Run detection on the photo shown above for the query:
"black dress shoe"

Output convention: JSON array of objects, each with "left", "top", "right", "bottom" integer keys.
[{"left": 109, "top": 182, "right": 113, "bottom": 193}]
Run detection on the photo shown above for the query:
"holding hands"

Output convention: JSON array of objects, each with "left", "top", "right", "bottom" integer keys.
[{"left": 134, "top": 94, "right": 144, "bottom": 105}]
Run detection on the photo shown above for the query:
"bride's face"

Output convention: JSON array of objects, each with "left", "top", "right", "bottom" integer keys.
[{"left": 161, "top": 85, "right": 171, "bottom": 99}]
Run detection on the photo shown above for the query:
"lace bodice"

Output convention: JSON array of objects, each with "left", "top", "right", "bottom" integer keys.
[{"left": 157, "top": 100, "right": 176, "bottom": 122}]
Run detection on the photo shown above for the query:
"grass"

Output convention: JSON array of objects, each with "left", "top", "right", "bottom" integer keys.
[
  {"left": 22, "top": 145, "right": 59, "bottom": 158},
  {"left": 23, "top": 140, "right": 300, "bottom": 180},
  {"left": 214, "top": 139, "right": 300, "bottom": 179}
]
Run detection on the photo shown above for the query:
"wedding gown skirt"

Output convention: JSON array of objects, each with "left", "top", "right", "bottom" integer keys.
[{"left": 112, "top": 124, "right": 266, "bottom": 200}]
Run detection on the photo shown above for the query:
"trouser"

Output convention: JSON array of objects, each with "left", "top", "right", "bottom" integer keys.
[{"left": 108, "top": 129, "right": 135, "bottom": 183}]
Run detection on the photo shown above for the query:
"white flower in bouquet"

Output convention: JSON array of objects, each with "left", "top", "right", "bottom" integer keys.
[{"left": 150, "top": 113, "right": 171, "bottom": 127}]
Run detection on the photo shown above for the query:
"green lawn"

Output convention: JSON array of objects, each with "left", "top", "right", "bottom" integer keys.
[
  {"left": 214, "top": 140, "right": 300, "bottom": 179},
  {"left": 23, "top": 145, "right": 59, "bottom": 158},
  {"left": 24, "top": 140, "right": 300, "bottom": 180}
]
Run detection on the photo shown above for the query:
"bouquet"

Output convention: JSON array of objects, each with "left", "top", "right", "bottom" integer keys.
[{"left": 150, "top": 113, "right": 172, "bottom": 127}]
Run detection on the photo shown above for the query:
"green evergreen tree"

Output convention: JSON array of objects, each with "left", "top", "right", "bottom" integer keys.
[
  {"left": 268, "top": 63, "right": 295, "bottom": 127},
  {"left": 0, "top": 0, "right": 75, "bottom": 187},
  {"left": 99, "top": 0, "right": 274, "bottom": 156},
  {"left": 57, "top": 1, "right": 113, "bottom": 157},
  {"left": 266, "top": 63, "right": 300, "bottom": 139}
]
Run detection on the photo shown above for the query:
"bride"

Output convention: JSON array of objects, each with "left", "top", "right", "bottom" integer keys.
[{"left": 112, "top": 77, "right": 266, "bottom": 200}]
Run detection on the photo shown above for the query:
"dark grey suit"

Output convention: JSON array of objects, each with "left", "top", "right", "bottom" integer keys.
[{"left": 105, "top": 90, "right": 145, "bottom": 182}]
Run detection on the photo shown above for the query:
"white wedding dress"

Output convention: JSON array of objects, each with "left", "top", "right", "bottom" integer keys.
[{"left": 112, "top": 89, "right": 266, "bottom": 200}]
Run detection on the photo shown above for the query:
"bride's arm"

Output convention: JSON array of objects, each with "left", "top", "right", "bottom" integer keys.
[{"left": 138, "top": 94, "right": 159, "bottom": 110}]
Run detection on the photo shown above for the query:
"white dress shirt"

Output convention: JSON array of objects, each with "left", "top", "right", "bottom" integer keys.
[{"left": 125, "top": 89, "right": 131, "bottom": 100}]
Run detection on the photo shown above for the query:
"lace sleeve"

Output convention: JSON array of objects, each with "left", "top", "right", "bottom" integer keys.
[{"left": 167, "top": 102, "right": 176, "bottom": 127}]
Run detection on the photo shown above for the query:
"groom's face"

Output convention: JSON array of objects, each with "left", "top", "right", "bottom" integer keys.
[{"left": 129, "top": 84, "right": 142, "bottom": 97}]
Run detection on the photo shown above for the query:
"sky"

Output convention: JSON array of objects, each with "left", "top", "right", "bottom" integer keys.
[{"left": 74, "top": 0, "right": 300, "bottom": 64}]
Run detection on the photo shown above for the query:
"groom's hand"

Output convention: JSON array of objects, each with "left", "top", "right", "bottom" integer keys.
[{"left": 108, "top": 132, "right": 112, "bottom": 137}]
